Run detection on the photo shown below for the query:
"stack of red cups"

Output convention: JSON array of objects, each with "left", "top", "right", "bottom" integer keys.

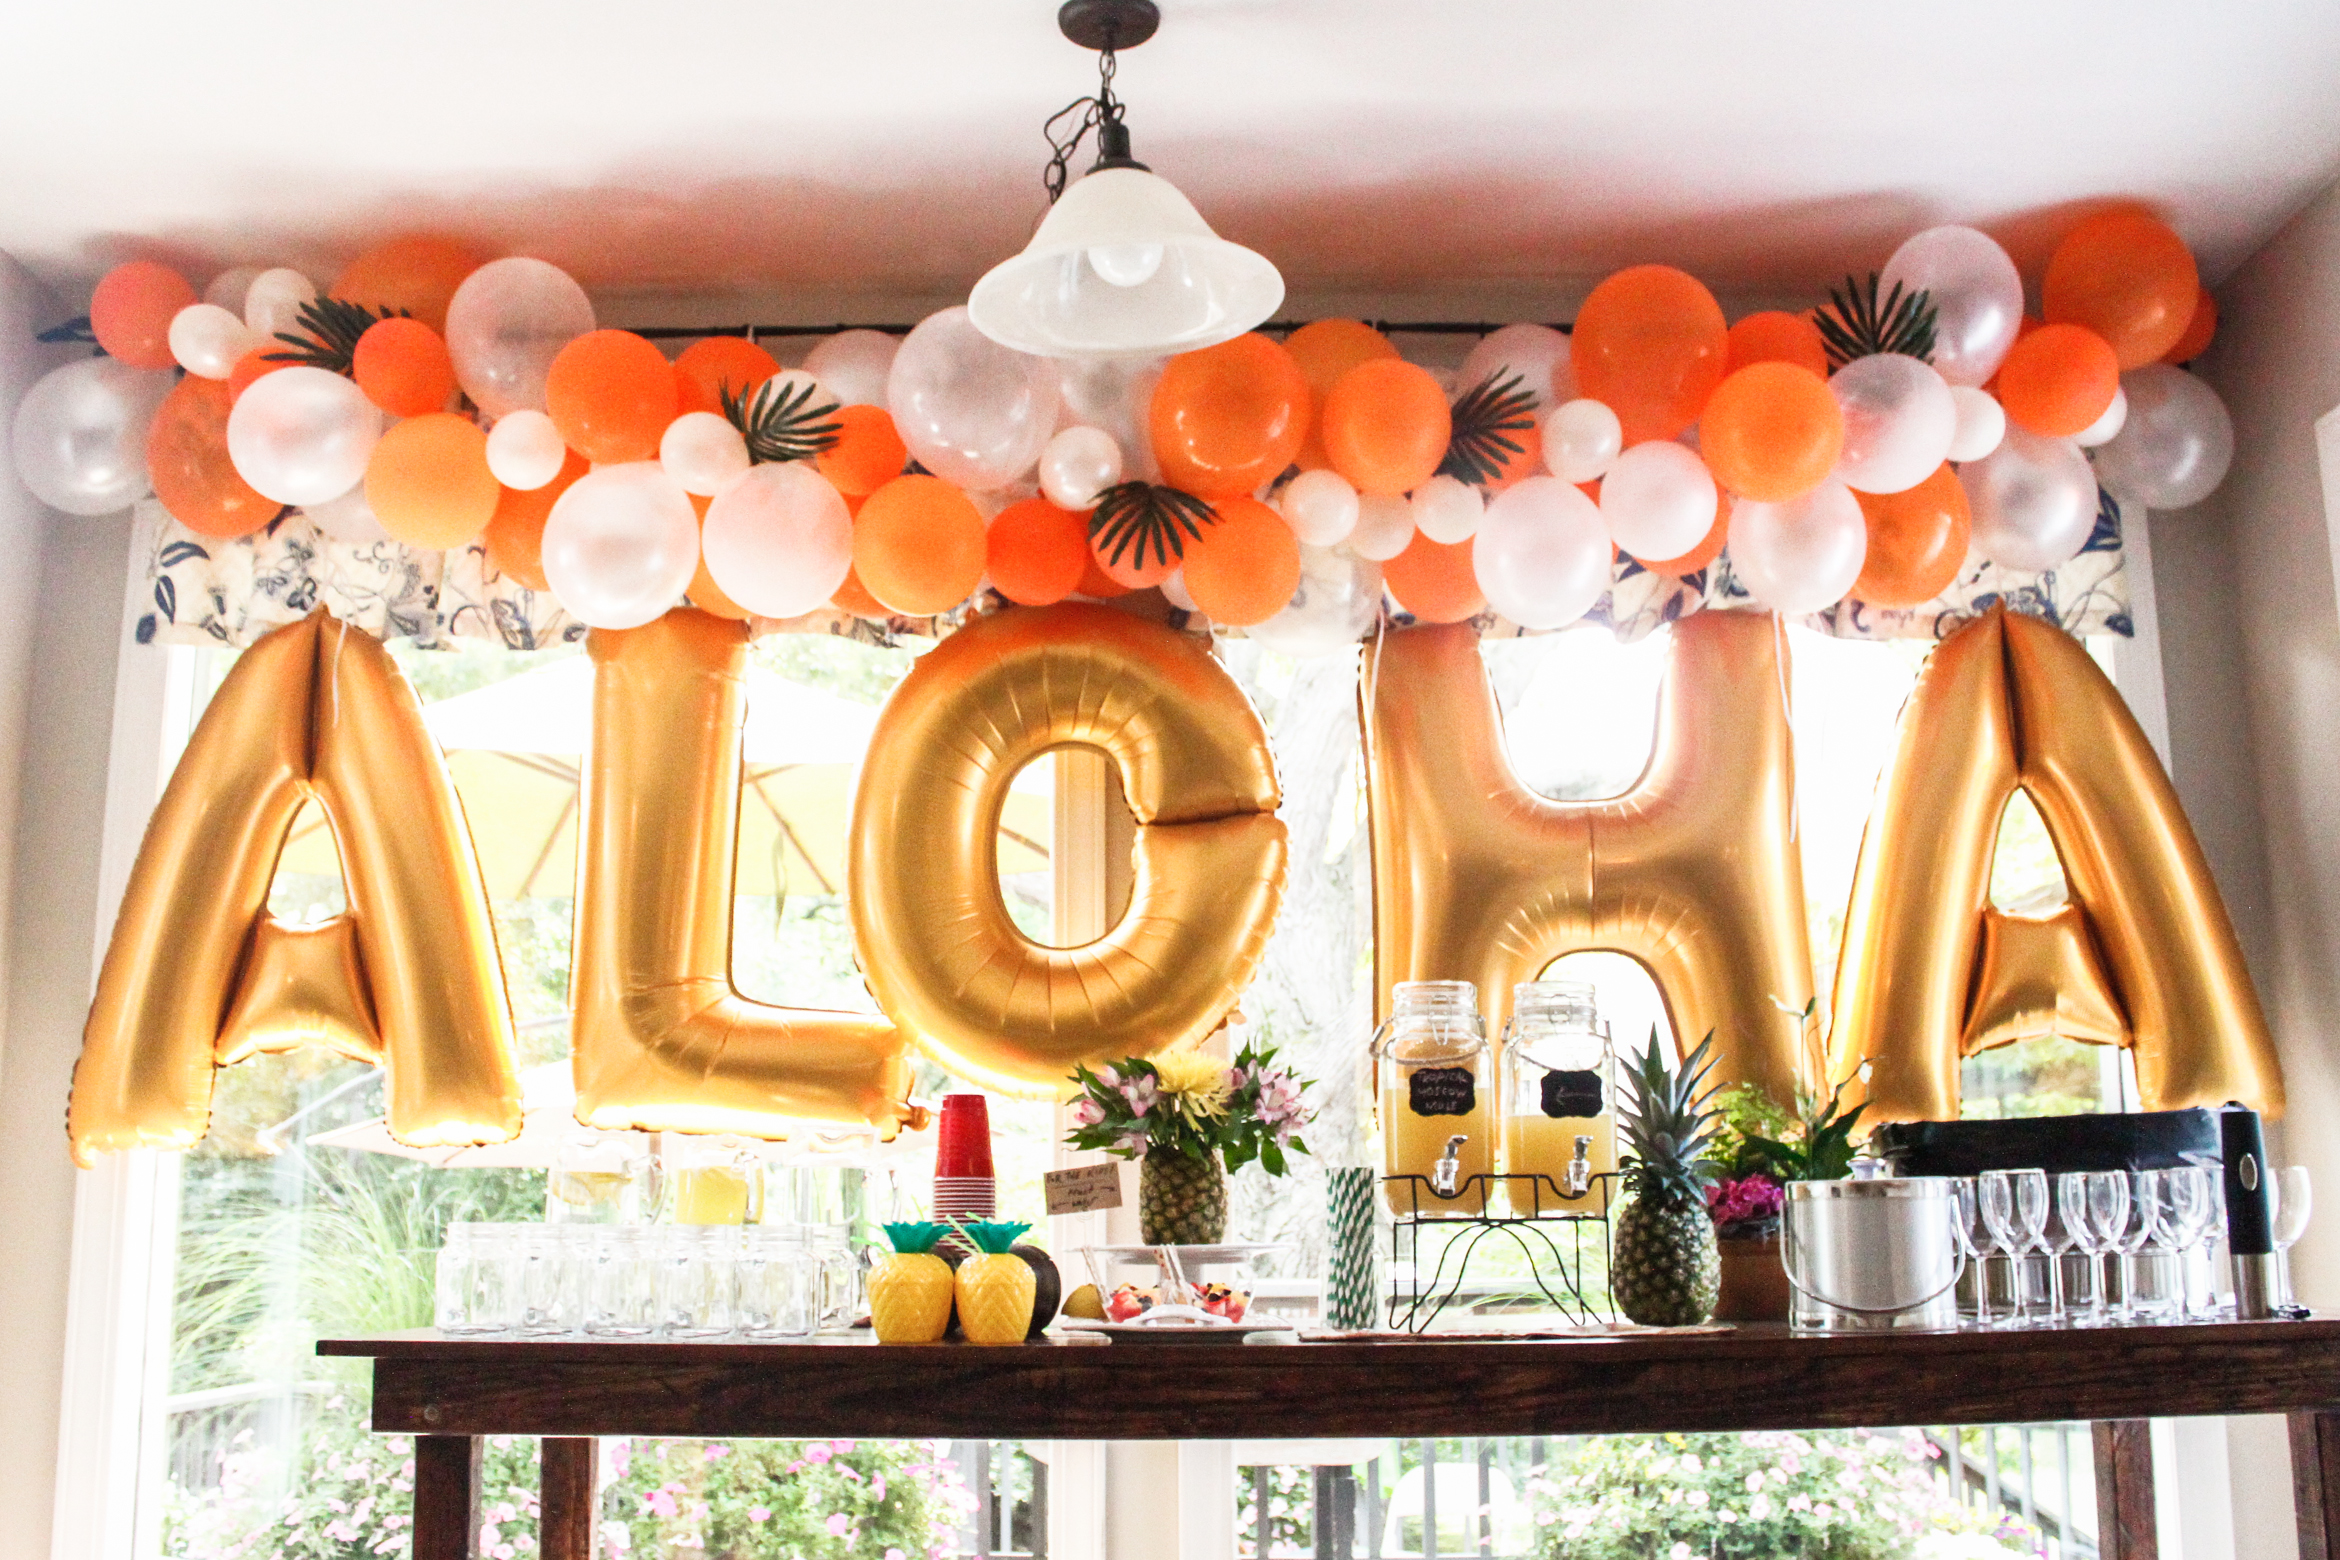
[{"left": 933, "top": 1093, "right": 996, "bottom": 1259}]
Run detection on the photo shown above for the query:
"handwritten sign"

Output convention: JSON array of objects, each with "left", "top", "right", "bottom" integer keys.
[
  {"left": 1044, "top": 1162, "right": 1125, "bottom": 1216},
  {"left": 1408, "top": 1065, "right": 1477, "bottom": 1117}
]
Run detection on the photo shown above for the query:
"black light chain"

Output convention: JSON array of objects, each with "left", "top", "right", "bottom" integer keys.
[{"left": 1041, "top": 36, "right": 1126, "bottom": 204}]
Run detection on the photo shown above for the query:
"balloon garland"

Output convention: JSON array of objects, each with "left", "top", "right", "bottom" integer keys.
[{"left": 20, "top": 217, "right": 2231, "bottom": 637}]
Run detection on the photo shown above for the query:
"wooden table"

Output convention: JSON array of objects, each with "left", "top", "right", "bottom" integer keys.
[{"left": 323, "top": 1319, "right": 2340, "bottom": 1560}]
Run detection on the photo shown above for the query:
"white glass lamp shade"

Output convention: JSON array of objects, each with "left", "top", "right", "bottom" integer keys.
[{"left": 969, "top": 167, "right": 1284, "bottom": 359}]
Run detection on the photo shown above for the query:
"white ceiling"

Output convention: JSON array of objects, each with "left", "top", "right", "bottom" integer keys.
[{"left": 8, "top": 2, "right": 2340, "bottom": 313}]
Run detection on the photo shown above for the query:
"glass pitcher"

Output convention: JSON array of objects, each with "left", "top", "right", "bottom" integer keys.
[
  {"left": 1373, "top": 979, "right": 1493, "bottom": 1217},
  {"left": 1500, "top": 979, "right": 1615, "bottom": 1213}
]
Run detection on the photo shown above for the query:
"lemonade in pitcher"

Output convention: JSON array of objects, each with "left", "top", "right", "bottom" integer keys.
[
  {"left": 1500, "top": 979, "right": 1616, "bottom": 1214},
  {"left": 1374, "top": 980, "right": 1494, "bottom": 1216}
]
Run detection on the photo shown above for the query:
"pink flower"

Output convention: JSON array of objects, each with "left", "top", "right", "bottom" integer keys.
[
  {"left": 806, "top": 1443, "right": 834, "bottom": 1464},
  {"left": 476, "top": 1525, "right": 500, "bottom": 1549},
  {"left": 872, "top": 1474, "right": 887, "bottom": 1500},
  {"left": 749, "top": 1506, "right": 772, "bottom": 1524},
  {"left": 704, "top": 1444, "right": 731, "bottom": 1462},
  {"left": 644, "top": 1488, "right": 678, "bottom": 1519},
  {"left": 833, "top": 1439, "right": 856, "bottom": 1453},
  {"left": 1070, "top": 1097, "right": 1104, "bottom": 1128},
  {"left": 828, "top": 1512, "right": 853, "bottom": 1537},
  {"left": 1119, "top": 1076, "right": 1158, "bottom": 1116}
]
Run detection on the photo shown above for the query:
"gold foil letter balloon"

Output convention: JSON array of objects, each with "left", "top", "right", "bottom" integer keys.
[
  {"left": 571, "top": 609, "right": 919, "bottom": 1137},
  {"left": 1363, "top": 611, "right": 1810, "bottom": 1100},
  {"left": 1830, "top": 607, "right": 2282, "bottom": 1120},
  {"left": 850, "top": 602, "right": 1287, "bottom": 1094},
  {"left": 71, "top": 610, "right": 522, "bottom": 1164}
]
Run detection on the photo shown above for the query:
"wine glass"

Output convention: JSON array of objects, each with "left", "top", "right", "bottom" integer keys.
[
  {"left": 1950, "top": 1177, "right": 1993, "bottom": 1326},
  {"left": 2123, "top": 1170, "right": 2173, "bottom": 1320},
  {"left": 2087, "top": 1170, "right": 2138, "bottom": 1321},
  {"left": 2275, "top": 1165, "right": 2313, "bottom": 1307},
  {"left": 2057, "top": 1171, "right": 2106, "bottom": 1322},
  {"left": 2163, "top": 1166, "right": 2217, "bottom": 1319},
  {"left": 1978, "top": 1171, "right": 2024, "bottom": 1325},
  {"left": 2013, "top": 1168, "right": 2058, "bottom": 1319}
]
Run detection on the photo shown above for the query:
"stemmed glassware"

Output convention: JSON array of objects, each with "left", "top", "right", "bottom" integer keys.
[
  {"left": 2162, "top": 1166, "right": 2219, "bottom": 1318},
  {"left": 2274, "top": 1165, "right": 2314, "bottom": 1306},
  {"left": 2057, "top": 1172, "right": 2107, "bottom": 1321},
  {"left": 1950, "top": 1177, "right": 1995, "bottom": 1325},
  {"left": 2011, "top": 1168, "right": 2059, "bottom": 1319},
  {"left": 2088, "top": 1171, "right": 2141, "bottom": 1321},
  {"left": 1977, "top": 1171, "right": 2028, "bottom": 1325}
]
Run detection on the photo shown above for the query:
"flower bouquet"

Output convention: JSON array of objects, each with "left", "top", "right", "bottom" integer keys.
[{"left": 1065, "top": 1040, "right": 1313, "bottom": 1244}]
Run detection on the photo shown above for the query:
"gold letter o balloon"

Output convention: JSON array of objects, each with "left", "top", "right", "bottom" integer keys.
[{"left": 851, "top": 602, "right": 1288, "bottom": 1094}]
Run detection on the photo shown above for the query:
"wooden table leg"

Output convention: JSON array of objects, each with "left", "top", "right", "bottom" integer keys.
[
  {"left": 414, "top": 1434, "right": 480, "bottom": 1560},
  {"left": 541, "top": 1437, "right": 599, "bottom": 1560},
  {"left": 2092, "top": 1419, "right": 2158, "bottom": 1560},
  {"left": 2290, "top": 1410, "right": 2340, "bottom": 1557}
]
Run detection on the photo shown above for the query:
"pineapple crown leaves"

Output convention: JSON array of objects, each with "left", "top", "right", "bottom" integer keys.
[
  {"left": 1813, "top": 272, "right": 1939, "bottom": 371},
  {"left": 1437, "top": 370, "right": 1538, "bottom": 487},
  {"left": 1618, "top": 1028, "right": 1724, "bottom": 1213},
  {"left": 947, "top": 1218, "right": 1033, "bottom": 1255},
  {"left": 262, "top": 296, "right": 409, "bottom": 377},
  {"left": 1088, "top": 481, "right": 1219, "bottom": 570},
  {"left": 721, "top": 374, "right": 843, "bottom": 464},
  {"left": 882, "top": 1220, "right": 952, "bottom": 1255}
]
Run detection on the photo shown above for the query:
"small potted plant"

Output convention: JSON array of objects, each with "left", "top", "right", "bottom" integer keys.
[
  {"left": 1065, "top": 1039, "right": 1314, "bottom": 1245},
  {"left": 1706, "top": 1066, "right": 1869, "bottom": 1323}
]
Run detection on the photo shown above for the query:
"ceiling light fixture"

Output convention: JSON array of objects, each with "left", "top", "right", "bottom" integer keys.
[{"left": 967, "top": 0, "right": 1284, "bottom": 359}]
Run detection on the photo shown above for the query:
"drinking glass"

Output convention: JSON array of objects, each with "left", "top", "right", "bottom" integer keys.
[
  {"left": 1949, "top": 1177, "right": 1991, "bottom": 1326},
  {"left": 2056, "top": 1172, "right": 2106, "bottom": 1321},
  {"left": 2275, "top": 1166, "right": 2313, "bottom": 1306},
  {"left": 2128, "top": 1171, "right": 2183, "bottom": 1319},
  {"left": 814, "top": 1228, "right": 861, "bottom": 1331},
  {"left": 583, "top": 1225, "right": 659, "bottom": 1337},
  {"left": 552, "top": 1128, "right": 658, "bottom": 1225},
  {"left": 738, "top": 1226, "right": 815, "bottom": 1339},
  {"left": 2013, "top": 1168, "right": 2059, "bottom": 1319},
  {"left": 435, "top": 1223, "right": 519, "bottom": 1335},
  {"left": 516, "top": 1223, "right": 579, "bottom": 1336},
  {"left": 2163, "top": 1167, "right": 2218, "bottom": 1319},
  {"left": 661, "top": 1225, "right": 738, "bottom": 1337},
  {"left": 1977, "top": 1171, "right": 2025, "bottom": 1325},
  {"left": 2087, "top": 1171, "right": 2138, "bottom": 1321}
]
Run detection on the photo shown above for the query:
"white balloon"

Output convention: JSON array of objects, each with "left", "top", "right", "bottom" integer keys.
[
  {"left": 225, "top": 365, "right": 383, "bottom": 506},
  {"left": 204, "top": 265, "right": 262, "bottom": 317},
  {"left": 1159, "top": 568, "right": 1200, "bottom": 615},
  {"left": 1878, "top": 225, "right": 2025, "bottom": 388},
  {"left": 1472, "top": 476, "right": 1611, "bottom": 629},
  {"left": 1960, "top": 425, "right": 2099, "bottom": 571},
  {"left": 1726, "top": 482, "right": 1868, "bottom": 614},
  {"left": 2074, "top": 385, "right": 2129, "bottom": 449},
  {"left": 1279, "top": 468, "right": 1360, "bottom": 546},
  {"left": 444, "top": 257, "right": 596, "bottom": 420},
  {"left": 541, "top": 463, "right": 701, "bottom": 629},
  {"left": 1946, "top": 386, "right": 2007, "bottom": 463},
  {"left": 1347, "top": 491, "right": 1416, "bottom": 561},
  {"left": 660, "top": 411, "right": 752, "bottom": 497},
  {"left": 887, "top": 306, "right": 1059, "bottom": 489},
  {"left": 9, "top": 357, "right": 173, "bottom": 515},
  {"left": 1411, "top": 474, "right": 1484, "bottom": 544},
  {"left": 302, "top": 485, "right": 392, "bottom": 546},
  {"left": 242, "top": 267, "right": 316, "bottom": 344},
  {"left": 1544, "top": 398, "right": 1623, "bottom": 483},
  {"left": 1830, "top": 353, "right": 1957, "bottom": 494},
  {"left": 1056, "top": 354, "right": 1165, "bottom": 483},
  {"left": 1038, "top": 425, "right": 1123, "bottom": 511},
  {"left": 1249, "top": 544, "right": 1383, "bottom": 657},
  {"left": 701, "top": 461, "right": 853, "bottom": 618},
  {"left": 2093, "top": 364, "right": 2235, "bottom": 511},
  {"left": 485, "top": 409, "right": 569, "bottom": 490},
  {"left": 1599, "top": 440, "right": 1716, "bottom": 561},
  {"left": 802, "top": 329, "right": 901, "bottom": 408},
  {"left": 1457, "top": 324, "right": 1574, "bottom": 409},
  {"left": 168, "top": 303, "right": 255, "bottom": 379}
]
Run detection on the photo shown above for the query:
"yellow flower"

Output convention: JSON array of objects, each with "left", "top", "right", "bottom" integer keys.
[{"left": 1151, "top": 1044, "right": 1233, "bottom": 1120}]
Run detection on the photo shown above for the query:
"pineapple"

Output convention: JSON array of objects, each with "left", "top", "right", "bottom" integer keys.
[
  {"left": 869, "top": 1222, "right": 956, "bottom": 1344},
  {"left": 1612, "top": 1031, "right": 1723, "bottom": 1327},
  {"left": 954, "top": 1221, "right": 1039, "bottom": 1345},
  {"left": 1138, "top": 1147, "right": 1228, "bottom": 1246}
]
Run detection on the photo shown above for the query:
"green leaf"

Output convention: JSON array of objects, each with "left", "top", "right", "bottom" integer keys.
[
  {"left": 722, "top": 374, "right": 843, "bottom": 464},
  {"left": 1438, "top": 370, "right": 1538, "bottom": 487},
  {"left": 1814, "top": 273, "right": 1939, "bottom": 369}
]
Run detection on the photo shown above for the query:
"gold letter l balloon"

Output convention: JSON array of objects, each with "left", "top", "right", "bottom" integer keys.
[{"left": 71, "top": 610, "right": 522, "bottom": 1165}]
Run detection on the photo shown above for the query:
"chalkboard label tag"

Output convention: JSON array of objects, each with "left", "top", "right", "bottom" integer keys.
[
  {"left": 1408, "top": 1066, "right": 1477, "bottom": 1117},
  {"left": 1541, "top": 1069, "right": 1604, "bottom": 1118}
]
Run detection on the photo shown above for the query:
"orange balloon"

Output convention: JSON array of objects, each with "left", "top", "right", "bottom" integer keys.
[
  {"left": 672, "top": 336, "right": 781, "bottom": 416},
  {"left": 1995, "top": 324, "right": 2119, "bottom": 437},
  {"left": 1285, "top": 320, "right": 1399, "bottom": 471},
  {"left": 854, "top": 475, "right": 986, "bottom": 615},
  {"left": 987, "top": 497, "right": 1091, "bottom": 606},
  {"left": 1481, "top": 419, "right": 1543, "bottom": 493},
  {"left": 2043, "top": 211, "right": 2200, "bottom": 370},
  {"left": 832, "top": 563, "right": 890, "bottom": 619},
  {"left": 2163, "top": 286, "right": 2218, "bottom": 364},
  {"left": 91, "top": 260, "right": 195, "bottom": 370},
  {"left": 1182, "top": 496, "right": 1300, "bottom": 626},
  {"left": 1150, "top": 334, "right": 1310, "bottom": 496},
  {"left": 148, "top": 376, "right": 277, "bottom": 538},
  {"left": 1321, "top": 358, "right": 1452, "bottom": 496},
  {"left": 1637, "top": 493, "right": 1729, "bottom": 576},
  {"left": 484, "top": 449, "right": 587, "bottom": 591},
  {"left": 1383, "top": 531, "right": 1483, "bottom": 623},
  {"left": 1853, "top": 464, "right": 1970, "bottom": 609},
  {"left": 1726, "top": 311, "right": 1830, "bottom": 379},
  {"left": 1572, "top": 265, "right": 1730, "bottom": 445},
  {"left": 1075, "top": 553, "right": 1133, "bottom": 599},
  {"left": 816, "top": 404, "right": 910, "bottom": 496},
  {"left": 366, "top": 413, "right": 501, "bottom": 549},
  {"left": 331, "top": 238, "right": 486, "bottom": 333},
  {"left": 545, "top": 329, "right": 679, "bottom": 463},
  {"left": 229, "top": 347, "right": 288, "bottom": 401},
  {"left": 1700, "top": 362, "right": 1844, "bottom": 501},
  {"left": 352, "top": 317, "right": 457, "bottom": 417},
  {"left": 1092, "top": 528, "right": 1179, "bottom": 590}
]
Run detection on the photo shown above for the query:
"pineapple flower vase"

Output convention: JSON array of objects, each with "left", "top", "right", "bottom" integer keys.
[
  {"left": 869, "top": 1222, "right": 957, "bottom": 1344},
  {"left": 1139, "top": 1146, "right": 1228, "bottom": 1246},
  {"left": 954, "top": 1221, "right": 1038, "bottom": 1345},
  {"left": 1613, "top": 1031, "right": 1725, "bottom": 1327}
]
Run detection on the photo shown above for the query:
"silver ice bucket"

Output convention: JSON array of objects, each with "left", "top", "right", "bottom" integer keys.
[{"left": 1782, "top": 1178, "right": 1963, "bottom": 1332}]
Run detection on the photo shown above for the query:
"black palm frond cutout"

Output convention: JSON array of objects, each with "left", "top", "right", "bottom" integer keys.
[
  {"left": 1814, "top": 273, "right": 1937, "bottom": 370},
  {"left": 1088, "top": 482, "right": 1218, "bottom": 570},
  {"left": 1438, "top": 370, "right": 1538, "bottom": 486},
  {"left": 262, "top": 297, "right": 407, "bottom": 376},
  {"left": 722, "top": 375, "right": 843, "bottom": 464}
]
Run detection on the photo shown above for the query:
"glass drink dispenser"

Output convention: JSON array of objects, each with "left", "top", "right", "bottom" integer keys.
[
  {"left": 1374, "top": 979, "right": 1493, "bottom": 1216},
  {"left": 1500, "top": 979, "right": 1616, "bottom": 1211}
]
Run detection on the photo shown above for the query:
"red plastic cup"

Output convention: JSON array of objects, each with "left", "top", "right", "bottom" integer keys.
[{"left": 935, "top": 1093, "right": 995, "bottom": 1180}]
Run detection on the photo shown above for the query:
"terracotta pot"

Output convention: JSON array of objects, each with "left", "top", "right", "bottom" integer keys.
[{"left": 1714, "top": 1233, "right": 1791, "bottom": 1323}]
